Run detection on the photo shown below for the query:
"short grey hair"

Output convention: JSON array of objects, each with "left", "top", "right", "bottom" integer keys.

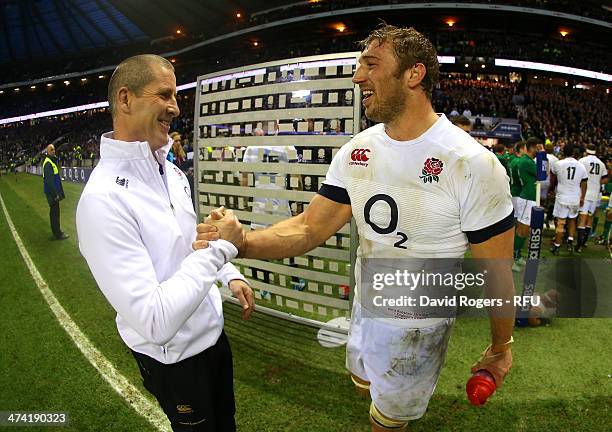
[{"left": 107, "top": 54, "right": 174, "bottom": 117}]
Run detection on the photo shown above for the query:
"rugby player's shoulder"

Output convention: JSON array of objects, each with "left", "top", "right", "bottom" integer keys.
[
  {"left": 349, "top": 123, "right": 385, "bottom": 144},
  {"left": 431, "top": 122, "right": 491, "bottom": 165}
]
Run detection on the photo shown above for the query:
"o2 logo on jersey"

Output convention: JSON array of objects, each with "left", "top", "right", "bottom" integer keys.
[
  {"left": 349, "top": 148, "right": 371, "bottom": 167},
  {"left": 364, "top": 194, "right": 408, "bottom": 249},
  {"left": 419, "top": 157, "right": 444, "bottom": 183}
]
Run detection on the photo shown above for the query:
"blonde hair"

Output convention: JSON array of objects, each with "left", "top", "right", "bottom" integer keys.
[{"left": 172, "top": 137, "right": 186, "bottom": 160}]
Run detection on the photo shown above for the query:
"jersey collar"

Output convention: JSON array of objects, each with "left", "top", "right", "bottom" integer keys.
[{"left": 100, "top": 131, "right": 172, "bottom": 162}]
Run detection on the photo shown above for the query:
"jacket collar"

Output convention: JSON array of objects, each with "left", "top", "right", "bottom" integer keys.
[{"left": 100, "top": 131, "right": 172, "bottom": 162}]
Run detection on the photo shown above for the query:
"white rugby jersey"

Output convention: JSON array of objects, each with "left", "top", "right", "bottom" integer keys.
[
  {"left": 320, "top": 115, "right": 513, "bottom": 326},
  {"left": 579, "top": 154, "right": 607, "bottom": 201},
  {"left": 551, "top": 157, "right": 588, "bottom": 205},
  {"left": 544, "top": 153, "right": 558, "bottom": 181}
]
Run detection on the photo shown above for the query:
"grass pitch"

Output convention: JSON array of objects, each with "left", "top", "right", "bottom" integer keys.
[{"left": 0, "top": 173, "right": 610, "bottom": 432}]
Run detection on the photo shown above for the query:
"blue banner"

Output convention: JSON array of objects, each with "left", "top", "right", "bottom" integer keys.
[
  {"left": 536, "top": 151, "right": 548, "bottom": 181},
  {"left": 470, "top": 120, "right": 522, "bottom": 140}
]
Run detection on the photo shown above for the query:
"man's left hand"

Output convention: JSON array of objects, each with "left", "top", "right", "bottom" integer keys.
[
  {"left": 228, "top": 279, "right": 255, "bottom": 320},
  {"left": 471, "top": 345, "right": 513, "bottom": 387}
]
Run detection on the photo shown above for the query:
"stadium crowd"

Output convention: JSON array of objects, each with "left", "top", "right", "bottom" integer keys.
[
  {"left": 0, "top": 92, "right": 195, "bottom": 169},
  {"left": 1, "top": 0, "right": 610, "bottom": 111},
  {"left": 249, "top": 0, "right": 612, "bottom": 26},
  {"left": 2, "top": 75, "right": 609, "bottom": 172},
  {"left": 2, "top": 30, "right": 609, "bottom": 120}
]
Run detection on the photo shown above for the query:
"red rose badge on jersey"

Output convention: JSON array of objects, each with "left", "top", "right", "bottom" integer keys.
[{"left": 420, "top": 157, "right": 444, "bottom": 183}]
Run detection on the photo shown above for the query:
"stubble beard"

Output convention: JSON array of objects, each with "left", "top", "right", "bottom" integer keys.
[{"left": 365, "top": 82, "right": 407, "bottom": 125}]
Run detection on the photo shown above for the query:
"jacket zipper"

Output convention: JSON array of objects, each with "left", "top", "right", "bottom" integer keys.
[{"left": 155, "top": 160, "right": 175, "bottom": 214}]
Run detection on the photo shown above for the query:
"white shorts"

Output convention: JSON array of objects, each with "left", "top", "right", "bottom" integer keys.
[
  {"left": 579, "top": 200, "right": 598, "bottom": 215},
  {"left": 553, "top": 201, "right": 579, "bottom": 219},
  {"left": 516, "top": 198, "right": 536, "bottom": 226},
  {"left": 512, "top": 197, "right": 520, "bottom": 217},
  {"left": 346, "top": 303, "right": 454, "bottom": 421}
]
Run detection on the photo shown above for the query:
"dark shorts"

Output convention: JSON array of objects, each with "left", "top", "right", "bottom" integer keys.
[{"left": 132, "top": 331, "right": 236, "bottom": 432}]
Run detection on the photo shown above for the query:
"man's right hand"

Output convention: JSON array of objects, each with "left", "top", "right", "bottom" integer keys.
[{"left": 196, "top": 207, "right": 246, "bottom": 252}]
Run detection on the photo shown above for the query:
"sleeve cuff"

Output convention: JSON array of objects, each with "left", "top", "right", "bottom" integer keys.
[
  {"left": 217, "top": 263, "right": 248, "bottom": 287},
  {"left": 208, "top": 239, "right": 238, "bottom": 259},
  {"left": 464, "top": 211, "right": 514, "bottom": 244},
  {"left": 318, "top": 183, "right": 351, "bottom": 204}
]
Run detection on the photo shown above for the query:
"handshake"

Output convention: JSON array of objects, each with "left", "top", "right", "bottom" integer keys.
[{"left": 192, "top": 206, "right": 246, "bottom": 253}]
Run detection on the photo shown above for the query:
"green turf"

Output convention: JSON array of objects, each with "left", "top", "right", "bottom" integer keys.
[
  {"left": 0, "top": 177, "right": 157, "bottom": 431},
  {"left": 1, "top": 173, "right": 611, "bottom": 432}
]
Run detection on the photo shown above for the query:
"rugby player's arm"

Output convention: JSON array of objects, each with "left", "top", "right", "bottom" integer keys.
[
  {"left": 579, "top": 178, "right": 588, "bottom": 206},
  {"left": 549, "top": 172, "right": 557, "bottom": 194},
  {"left": 580, "top": 178, "right": 588, "bottom": 197},
  {"left": 242, "top": 194, "right": 352, "bottom": 259},
  {"left": 470, "top": 227, "right": 515, "bottom": 352}
]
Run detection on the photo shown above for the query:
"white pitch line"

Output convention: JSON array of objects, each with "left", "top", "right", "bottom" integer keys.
[{"left": 0, "top": 192, "right": 170, "bottom": 432}]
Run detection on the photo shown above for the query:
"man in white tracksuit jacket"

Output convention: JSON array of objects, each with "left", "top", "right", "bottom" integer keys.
[{"left": 76, "top": 54, "right": 251, "bottom": 432}]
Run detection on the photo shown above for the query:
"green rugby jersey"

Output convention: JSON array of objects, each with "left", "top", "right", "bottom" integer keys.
[
  {"left": 518, "top": 155, "right": 537, "bottom": 201},
  {"left": 509, "top": 155, "right": 523, "bottom": 197}
]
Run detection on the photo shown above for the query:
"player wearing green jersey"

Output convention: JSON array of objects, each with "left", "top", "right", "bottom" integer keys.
[
  {"left": 494, "top": 143, "right": 510, "bottom": 177},
  {"left": 509, "top": 141, "right": 526, "bottom": 220},
  {"left": 513, "top": 138, "right": 538, "bottom": 270}
]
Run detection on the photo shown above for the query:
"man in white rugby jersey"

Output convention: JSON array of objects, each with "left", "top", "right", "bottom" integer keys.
[
  {"left": 576, "top": 144, "right": 608, "bottom": 252},
  {"left": 196, "top": 24, "right": 515, "bottom": 431},
  {"left": 541, "top": 142, "right": 558, "bottom": 228},
  {"left": 549, "top": 145, "right": 588, "bottom": 255}
]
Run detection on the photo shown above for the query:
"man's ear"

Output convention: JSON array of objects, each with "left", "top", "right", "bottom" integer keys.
[
  {"left": 117, "top": 86, "right": 131, "bottom": 114},
  {"left": 404, "top": 63, "right": 427, "bottom": 91}
]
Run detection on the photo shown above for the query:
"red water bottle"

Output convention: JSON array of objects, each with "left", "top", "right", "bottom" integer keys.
[{"left": 466, "top": 370, "right": 496, "bottom": 406}]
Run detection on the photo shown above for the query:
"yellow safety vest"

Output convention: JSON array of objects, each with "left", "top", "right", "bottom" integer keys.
[{"left": 42, "top": 157, "right": 59, "bottom": 177}]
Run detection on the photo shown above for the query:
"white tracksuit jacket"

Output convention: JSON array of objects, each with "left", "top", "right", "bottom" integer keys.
[{"left": 77, "top": 132, "right": 247, "bottom": 364}]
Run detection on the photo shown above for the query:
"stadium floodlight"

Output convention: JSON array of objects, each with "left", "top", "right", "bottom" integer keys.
[
  {"left": 0, "top": 101, "right": 110, "bottom": 125},
  {"left": 495, "top": 58, "right": 612, "bottom": 82},
  {"left": 0, "top": 80, "right": 196, "bottom": 125},
  {"left": 176, "top": 81, "right": 196, "bottom": 91}
]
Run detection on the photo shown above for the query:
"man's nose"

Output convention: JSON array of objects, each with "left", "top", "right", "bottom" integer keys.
[
  {"left": 352, "top": 65, "right": 365, "bottom": 84},
  {"left": 169, "top": 100, "right": 180, "bottom": 118}
]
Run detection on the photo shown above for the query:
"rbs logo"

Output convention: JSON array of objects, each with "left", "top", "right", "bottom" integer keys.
[{"left": 349, "top": 148, "right": 371, "bottom": 166}]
